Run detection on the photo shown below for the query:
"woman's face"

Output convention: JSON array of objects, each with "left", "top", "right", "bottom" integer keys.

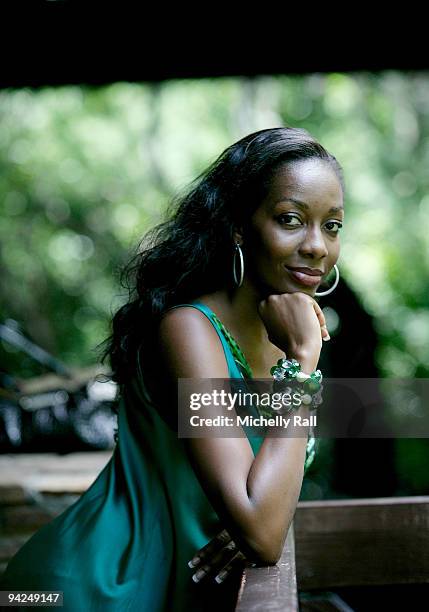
[{"left": 243, "top": 158, "right": 344, "bottom": 297}]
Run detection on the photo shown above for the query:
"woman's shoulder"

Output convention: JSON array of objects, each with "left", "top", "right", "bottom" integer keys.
[
  {"left": 131, "top": 303, "right": 230, "bottom": 427},
  {"left": 157, "top": 304, "right": 229, "bottom": 375},
  {"left": 159, "top": 302, "right": 209, "bottom": 331}
]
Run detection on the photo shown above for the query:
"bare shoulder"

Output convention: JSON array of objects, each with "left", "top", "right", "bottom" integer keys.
[{"left": 156, "top": 305, "right": 230, "bottom": 379}]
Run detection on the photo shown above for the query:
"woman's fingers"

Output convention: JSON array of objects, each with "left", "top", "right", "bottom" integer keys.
[
  {"left": 311, "top": 299, "right": 330, "bottom": 341},
  {"left": 192, "top": 540, "right": 238, "bottom": 583},
  {"left": 188, "top": 529, "right": 249, "bottom": 585},
  {"left": 214, "top": 550, "right": 247, "bottom": 584},
  {"left": 311, "top": 299, "right": 326, "bottom": 328},
  {"left": 188, "top": 529, "right": 231, "bottom": 569},
  {"left": 321, "top": 324, "right": 330, "bottom": 341}
]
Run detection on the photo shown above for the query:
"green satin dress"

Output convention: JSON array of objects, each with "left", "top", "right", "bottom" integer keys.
[{"left": 0, "top": 301, "right": 315, "bottom": 611}]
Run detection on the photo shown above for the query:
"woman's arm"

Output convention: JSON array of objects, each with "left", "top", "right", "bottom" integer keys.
[{"left": 154, "top": 304, "right": 319, "bottom": 565}]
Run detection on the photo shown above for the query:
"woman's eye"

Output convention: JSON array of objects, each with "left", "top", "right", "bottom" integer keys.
[
  {"left": 277, "top": 213, "right": 302, "bottom": 226},
  {"left": 325, "top": 221, "right": 343, "bottom": 233}
]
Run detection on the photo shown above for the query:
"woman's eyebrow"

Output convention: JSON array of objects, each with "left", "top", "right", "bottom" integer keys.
[{"left": 275, "top": 197, "right": 344, "bottom": 214}]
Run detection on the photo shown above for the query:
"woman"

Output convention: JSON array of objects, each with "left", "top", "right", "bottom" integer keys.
[{"left": 0, "top": 127, "right": 344, "bottom": 611}]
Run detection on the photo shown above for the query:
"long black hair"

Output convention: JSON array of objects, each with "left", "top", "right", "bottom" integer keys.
[{"left": 98, "top": 127, "right": 344, "bottom": 387}]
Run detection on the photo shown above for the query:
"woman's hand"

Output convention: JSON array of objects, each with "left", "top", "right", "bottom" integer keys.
[
  {"left": 188, "top": 529, "right": 250, "bottom": 584},
  {"left": 257, "top": 292, "right": 329, "bottom": 370}
]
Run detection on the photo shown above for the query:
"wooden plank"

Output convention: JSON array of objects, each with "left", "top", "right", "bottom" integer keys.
[
  {"left": 0, "top": 452, "right": 112, "bottom": 494},
  {"left": 294, "top": 496, "right": 429, "bottom": 590},
  {"left": 0, "top": 504, "right": 54, "bottom": 534},
  {"left": 235, "top": 524, "right": 298, "bottom": 611},
  {"left": 0, "top": 535, "right": 34, "bottom": 562},
  {"left": 0, "top": 485, "right": 33, "bottom": 505}
]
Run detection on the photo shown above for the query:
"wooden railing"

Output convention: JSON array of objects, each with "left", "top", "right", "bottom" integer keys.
[
  {"left": 295, "top": 496, "right": 429, "bottom": 589},
  {"left": 1, "top": 453, "right": 429, "bottom": 610},
  {"left": 235, "top": 527, "right": 298, "bottom": 611},
  {"left": 235, "top": 496, "right": 429, "bottom": 610}
]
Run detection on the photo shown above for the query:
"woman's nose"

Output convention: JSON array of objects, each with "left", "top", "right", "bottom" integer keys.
[{"left": 298, "top": 226, "right": 329, "bottom": 259}]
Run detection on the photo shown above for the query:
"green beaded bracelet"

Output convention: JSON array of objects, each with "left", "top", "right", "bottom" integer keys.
[
  {"left": 270, "top": 358, "right": 323, "bottom": 411},
  {"left": 270, "top": 358, "right": 322, "bottom": 388}
]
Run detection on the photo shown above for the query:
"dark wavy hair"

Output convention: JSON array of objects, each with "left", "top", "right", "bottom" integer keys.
[{"left": 97, "top": 127, "right": 344, "bottom": 388}]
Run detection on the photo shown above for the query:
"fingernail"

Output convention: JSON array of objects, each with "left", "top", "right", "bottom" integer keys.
[
  {"left": 188, "top": 556, "right": 200, "bottom": 568},
  {"left": 192, "top": 568, "right": 207, "bottom": 582},
  {"left": 215, "top": 570, "right": 228, "bottom": 584},
  {"left": 323, "top": 334, "right": 331, "bottom": 341}
]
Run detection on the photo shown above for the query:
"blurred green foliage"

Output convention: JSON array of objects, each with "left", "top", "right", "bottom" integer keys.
[
  {"left": 1, "top": 73, "right": 428, "bottom": 375},
  {"left": 1, "top": 73, "right": 428, "bottom": 495}
]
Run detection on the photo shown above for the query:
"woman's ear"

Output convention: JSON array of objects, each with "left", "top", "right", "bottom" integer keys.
[{"left": 232, "top": 225, "right": 244, "bottom": 245}]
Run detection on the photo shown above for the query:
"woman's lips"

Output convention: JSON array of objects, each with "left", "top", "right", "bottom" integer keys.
[{"left": 286, "top": 267, "right": 322, "bottom": 287}]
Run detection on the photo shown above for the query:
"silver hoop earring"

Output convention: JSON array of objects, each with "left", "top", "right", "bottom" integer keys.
[
  {"left": 314, "top": 264, "right": 340, "bottom": 297},
  {"left": 233, "top": 242, "right": 244, "bottom": 288}
]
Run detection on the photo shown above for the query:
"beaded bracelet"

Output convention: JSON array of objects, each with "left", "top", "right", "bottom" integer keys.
[
  {"left": 270, "top": 358, "right": 323, "bottom": 412},
  {"left": 270, "top": 358, "right": 321, "bottom": 473},
  {"left": 259, "top": 357, "right": 320, "bottom": 473}
]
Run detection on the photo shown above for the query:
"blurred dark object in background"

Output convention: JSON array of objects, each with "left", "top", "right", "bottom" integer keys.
[
  {"left": 0, "top": 320, "right": 117, "bottom": 453},
  {"left": 318, "top": 278, "right": 398, "bottom": 497}
]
